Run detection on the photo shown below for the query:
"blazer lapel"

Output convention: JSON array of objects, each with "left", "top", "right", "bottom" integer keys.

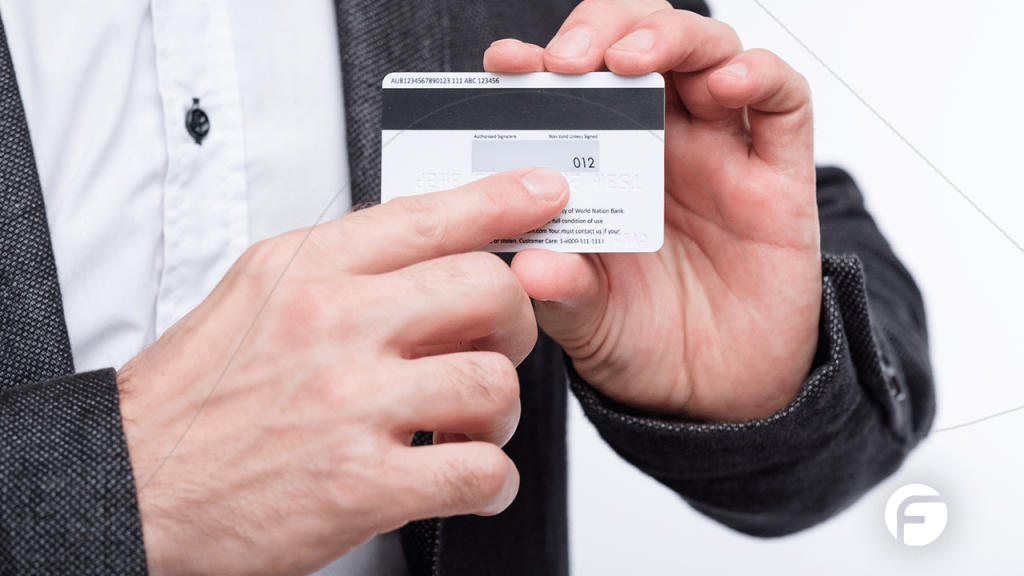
[
  {"left": 335, "top": 0, "right": 453, "bottom": 208},
  {"left": 0, "top": 13, "right": 74, "bottom": 390}
]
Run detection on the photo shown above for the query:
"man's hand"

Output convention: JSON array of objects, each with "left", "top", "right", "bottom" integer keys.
[
  {"left": 116, "top": 168, "right": 569, "bottom": 576},
  {"left": 484, "top": 0, "right": 821, "bottom": 422}
]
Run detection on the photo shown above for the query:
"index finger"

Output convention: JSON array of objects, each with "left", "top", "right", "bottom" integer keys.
[
  {"left": 541, "top": 0, "right": 671, "bottom": 73},
  {"left": 605, "top": 11, "right": 743, "bottom": 121},
  {"left": 329, "top": 168, "right": 569, "bottom": 274},
  {"left": 603, "top": 10, "right": 742, "bottom": 76},
  {"left": 483, "top": 0, "right": 672, "bottom": 74}
]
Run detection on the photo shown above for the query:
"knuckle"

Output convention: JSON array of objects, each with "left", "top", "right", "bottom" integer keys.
[
  {"left": 461, "top": 252, "right": 522, "bottom": 300},
  {"left": 722, "top": 22, "right": 740, "bottom": 44},
  {"left": 476, "top": 176, "right": 513, "bottom": 205},
  {"left": 237, "top": 237, "right": 285, "bottom": 278},
  {"left": 417, "top": 254, "right": 475, "bottom": 289},
  {"left": 448, "top": 353, "right": 520, "bottom": 414},
  {"left": 392, "top": 194, "right": 451, "bottom": 248},
  {"left": 470, "top": 446, "right": 512, "bottom": 501},
  {"left": 751, "top": 48, "right": 789, "bottom": 74},
  {"left": 712, "top": 17, "right": 741, "bottom": 46},
  {"left": 425, "top": 252, "right": 522, "bottom": 310},
  {"left": 466, "top": 251, "right": 511, "bottom": 285},
  {"left": 334, "top": 203, "right": 385, "bottom": 242},
  {"left": 230, "top": 236, "right": 301, "bottom": 295},
  {"left": 683, "top": 13, "right": 740, "bottom": 52},
  {"left": 439, "top": 445, "right": 511, "bottom": 509},
  {"left": 323, "top": 444, "right": 398, "bottom": 529},
  {"left": 476, "top": 353, "right": 521, "bottom": 411}
]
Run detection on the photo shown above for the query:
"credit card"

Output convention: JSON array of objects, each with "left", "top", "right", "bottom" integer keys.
[{"left": 381, "top": 72, "right": 664, "bottom": 252}]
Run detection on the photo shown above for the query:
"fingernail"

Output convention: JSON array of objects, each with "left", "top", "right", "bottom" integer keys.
[
  {"left": 547, "top": 29, "right": 591, "bottom": 59},
  {"left": 718, "top": 63, "right": 747, "bottom": 78},
  {"left": 521, "top": 168, "right": 566, "bottom": 202},
  {"left": 611, "top": 29, "right": 654, "bottom": 53}
]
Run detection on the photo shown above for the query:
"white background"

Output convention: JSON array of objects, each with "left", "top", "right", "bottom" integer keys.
[{"left": 568, "top": 1, "right": 1024, "bottom": 574}]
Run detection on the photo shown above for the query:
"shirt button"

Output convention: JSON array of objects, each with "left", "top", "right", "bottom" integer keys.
[{"left": 186, "top": 98, "right": 210, "bottom": 145}]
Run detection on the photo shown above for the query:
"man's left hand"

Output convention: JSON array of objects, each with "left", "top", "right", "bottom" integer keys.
[{"left": 484, "top": 0, "right": 821, "bottom": 422}]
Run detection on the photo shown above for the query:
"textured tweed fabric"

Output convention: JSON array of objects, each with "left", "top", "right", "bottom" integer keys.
[
  {"left": 0, "top": 12, "right": 147, "bottom": 576},
  {"left": 0, "top": 7, "right": 72, "bottom": 390},
  {"left": 0, "top": 370, "right": 146, "bottom": 574},
  {"left": 402, "top": 431, "right": 443, "bottom": 576},
  {"left": 336, "top": 0, "right": 453, "bottom": 206}
]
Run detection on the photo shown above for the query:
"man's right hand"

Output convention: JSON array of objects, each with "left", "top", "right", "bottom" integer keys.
[{"left": 116, "top": 167, "right": 569, "bottom": 576}]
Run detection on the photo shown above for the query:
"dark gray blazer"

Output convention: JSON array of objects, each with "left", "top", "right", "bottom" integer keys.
[{"left": 0, "top": 1, "right": 933, "bottom": 574}]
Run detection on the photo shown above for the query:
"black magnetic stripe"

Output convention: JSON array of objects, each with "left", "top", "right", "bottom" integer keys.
[{"left": 382, "top": 87, "right": 664, "bottom": 131}]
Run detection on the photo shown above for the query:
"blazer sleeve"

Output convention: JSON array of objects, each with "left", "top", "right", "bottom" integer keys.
[
  {"left": 0, "top": 368, "right": 148, "bottom": 574},
  {"left": 570, "top": 166, "right": 935, "bottom": 537}
]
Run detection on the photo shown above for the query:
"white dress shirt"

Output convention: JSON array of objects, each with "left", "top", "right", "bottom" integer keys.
[{"left": 0, "top": 1, "right": 406, "bottom": 573}]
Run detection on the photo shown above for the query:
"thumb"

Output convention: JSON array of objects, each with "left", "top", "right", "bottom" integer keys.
[{"left": 510, "top": 250, "right": 607, "bottom": 352}]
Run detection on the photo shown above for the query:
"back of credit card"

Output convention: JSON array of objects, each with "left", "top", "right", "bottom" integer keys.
[{"left": 381, "top": 72, "right": 664, "bottom": 252}]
